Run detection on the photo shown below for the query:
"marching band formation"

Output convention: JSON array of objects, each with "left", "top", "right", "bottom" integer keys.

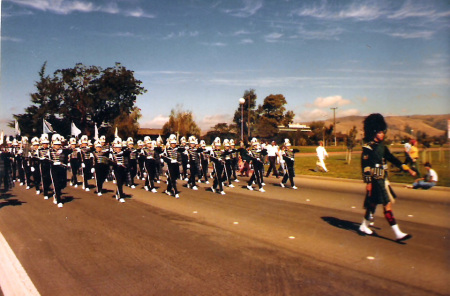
[
  {"left": 0, "top": 113, "right": 416, "bottom": 242},
  {"left": 0, "top": 133, "right": 298, "bottom": 208}
]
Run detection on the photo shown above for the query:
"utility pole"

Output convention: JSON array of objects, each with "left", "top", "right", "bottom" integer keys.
[{"left": 330, "top": 107, "right": 337, "bottom": 146}]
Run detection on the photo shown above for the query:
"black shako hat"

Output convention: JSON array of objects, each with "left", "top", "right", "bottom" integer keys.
[{"left": 363, "top": 113, "right": 387, "bottom": 142}]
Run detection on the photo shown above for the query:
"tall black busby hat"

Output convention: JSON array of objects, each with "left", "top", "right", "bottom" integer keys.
[{"left": 363, "top": 113, "right": 387, "bottom": 142}]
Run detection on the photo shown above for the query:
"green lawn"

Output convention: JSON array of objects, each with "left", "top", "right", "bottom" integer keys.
[{"left": 290, "top": 149, "right": 450, "bottom": 187}]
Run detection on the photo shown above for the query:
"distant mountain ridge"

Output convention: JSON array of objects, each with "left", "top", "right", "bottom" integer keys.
[{"left": 310, "top": 114, "right": 449, "bottom": 140}]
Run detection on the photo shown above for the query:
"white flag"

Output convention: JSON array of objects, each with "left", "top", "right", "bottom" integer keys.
[
  {"left": 15, "top": 120, "right": 21, "bottom": 136},
  {"left": 94, "top": 123, "right": 99, "bottom": 140},
  {"left": 43, "top": 119, "right": 54, "bottom": 134},
  {"left": 71, "top": 122, "right": 82, "bottom": 137}
]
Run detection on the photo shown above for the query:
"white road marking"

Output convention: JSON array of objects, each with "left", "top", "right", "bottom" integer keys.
[{"left": 0, "top": 231, "right": 40, "bottom": 296}]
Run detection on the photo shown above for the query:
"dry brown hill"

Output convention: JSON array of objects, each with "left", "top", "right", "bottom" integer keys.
[{"left": 313, "top": 114, "right": 449, "bottom": 140}]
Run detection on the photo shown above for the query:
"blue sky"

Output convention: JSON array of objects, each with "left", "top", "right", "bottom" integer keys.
[{"left": 1, "top": 0, "right": 449, "bottom": 134}]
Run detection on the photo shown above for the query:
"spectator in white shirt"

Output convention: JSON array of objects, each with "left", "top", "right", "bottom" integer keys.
[
  {"left": 265, "top": 141, "right": 280, "bottom": 178},
  {"left": 408, "top": 162, "right": 438, "bottom": 189},
  {"left": 315, "top": 141, "right": 328, "bottom": 172}
]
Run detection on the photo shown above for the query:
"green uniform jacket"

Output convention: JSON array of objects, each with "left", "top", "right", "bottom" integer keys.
[{"left": 361, "top": 142, "right": 405, "bottom": 206}]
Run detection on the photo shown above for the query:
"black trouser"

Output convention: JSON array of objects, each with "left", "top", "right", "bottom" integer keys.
[
  {"left": 113, "top": 165, "right": 127, "bottom": 198},
  {"left": 82, "top": 159, "right": 92, "bottom": 188},
  {"left": 249, "top": 161, "right": 263, "bottom": 189},
  {"left": 166, "top": 163, "right": 179, "bottom": 194},
  {"left": 95, "top": 163, "right": 109, "bottom": 193},
  {"left": 138, "top": 157, "right": 145, "bottom": 179},
  {"left": 282, "top": 165, "right": 295, "bottom": 187},
  {"left": 224, "top": 160, "right": 233, "bottom": 185},
  {"left": 128, "top": 159, "right": 138, "bottom": 185},
  {"left": 17, "top": 158, "right": 25, "bottom": 183},
  {"left": 23, "top": 159, "right": 32, "bottom": 186},
  {"left": 181, "top": 158, "right": 188, "bottom": 179},
  {"left": 212, "top": 162, "right": 224, "bottom": 191},
  {"left": 144, "top": 159, "right": 157, "bottom": 189},
  {"left": 200, "top": 159, "right": 209, "bottom": 182},
  {"left": 231, "top": 158, "right": 238, "bottom": 180},
  {"left": 266, "top": 156, "right": 279, "bottom": 177},
  {"left": 40, "top": 162, "right": 52, "bottom": 196},
  {"left": 188, "top": 160, "right": 198, "bottom": 187},
  {"left": 31, "top": 161, "right": 41, "bottom": 191},
  {"left": 70, "top": 159, "right": 81, "bottom": 185},
  {"left": 51, "top": 165, "right": 66, "bottom": 203}
]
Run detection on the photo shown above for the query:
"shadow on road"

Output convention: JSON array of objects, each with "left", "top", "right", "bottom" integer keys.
[
  {"left": 0, "top": 193, "right": 25, "bottom": 209},
  {"left": 321, "top": 216, "right": 404, "bottom": 244}
]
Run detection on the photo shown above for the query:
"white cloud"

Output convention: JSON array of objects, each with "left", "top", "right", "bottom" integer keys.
[
  {"left": 240, "top": 38, "right": 254, "bottom": 44},
  {"left": 1, "top": 36, "right": 23, "bottom": 42},
  {"left": 296, "top": 109, "right": 329, "bottom": 122},
  {"left": 142, "top": 115, "right": 169, "bottom": 128},
  {"left": 198, "top": 114, "right": 232, "bottom": 130},
  {"left": 385, "top": 29, "right": 434, "bottom": 40},
  {"left": 264, "top": 32, "right": 283, "bottom": 43},
  {"left": 338, "top": 108, "right": 361, "bottom": 117},
  {"left": 293, "top": 2, "right": 384, "bottom": 21},
  {"left": 7, "top": 0, "right": 155, "bottom": 17},
  {"left": 124, "top": 8, "right": 155, "bottom": 18},
  {"left": 223, "top": 0, "right": 263, "bottom": 17},
  {"left": 313, "top": 96, "right": 351, "bottom": 108}
]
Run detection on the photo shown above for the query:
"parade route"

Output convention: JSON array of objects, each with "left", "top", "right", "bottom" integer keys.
[{"left": 0, "top": 175, "right": 448, "bottom": 296}]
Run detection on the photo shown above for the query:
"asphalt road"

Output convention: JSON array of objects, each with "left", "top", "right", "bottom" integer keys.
[{"left": 0, "top": 173, "right": 448, "bottom": 296}]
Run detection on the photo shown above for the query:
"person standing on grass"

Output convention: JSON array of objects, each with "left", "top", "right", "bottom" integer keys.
[
  {"left": 315, "top": 141, "right": 329, "bottom": 172},
  {"left": 359, "top": 113, "right": 416, "bottom": 242}
]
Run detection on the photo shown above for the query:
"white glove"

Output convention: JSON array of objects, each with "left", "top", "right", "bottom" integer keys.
[
  {"left": 31, "top": 167, "right": 35, "bottom": 172},
  {"left": 160, "top": 159, "right": 164, "bottom": 163},
  {"left": 91, "top": 168, "right": 95, "bottom": 173},
  {"left": 82, "top": 163, "right": 86, "bottom": 168},
  {"left": 68, "top": 163, "right": 71, "bottom": 167},
  {"left": 187, "top": 164, "right": 190, "bottom": 168}
]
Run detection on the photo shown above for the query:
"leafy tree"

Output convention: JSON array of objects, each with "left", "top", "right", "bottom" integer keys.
[
  {"left": 254, "top": 94, "right": 295, "bottom": 140},
  {"left": 162, "top": 105, "right": 201, "bottom": 140},
  {"left": 13, "top": 62, "right": 147, "bottom": 138},
  {"left": 345, "top": 126, "right": 358, "bottom": 164},
  {"left": 204, "top": 123, "right": 237, "bottom": 144},
  {"left": 233, "top": 89, "right": 258, "bottom": 143}
]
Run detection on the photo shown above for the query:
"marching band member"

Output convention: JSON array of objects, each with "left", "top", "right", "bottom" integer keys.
[
  {"left": 49, "top": 134, "right": 69, "bottom": 208},
  {"left": 179, "top": 137, "right": 189, "bottom": 181},
  {"left": 154, "top": 137, "right": 164, "bottom": 183},
  {"left": 187, "top": 136, "right": 200, "bottom": 190},
  {"left": 126, "top": 137, "right": 138, "bottom": 188},
  {"left": 222, "top": 139, "right": 235, "bottom": 188},
  {"left": 80, "top": 135, "right": 93, "bottom": 191},
  {"left": 247, "top": 138, "right": 267, "bottom": 192},
  {"left": 29, "top": 137, "right": 42, "bottom": 195},
  {"left": 229, "top": 139, "right": 240, "bottom": 182},
  {"left": 141, "top": 139, "right": 158, "bottom": 193},
  {"left": 68, "top": 137, "right": 82, "bottom": 187},
  {"left": 110, "top": 138, "right": 128, "bottom": 203},
  {"left": 137, "top": 139, "right": 146, "bottom": 180},
  {"left": 198, "top": 140, "right": 210, "bottom": 184},
  {"left": 280, "top": 139, "right": 297, "bottom": 189},
  {"left": 92, "top": 140, "right": 111, "bottom": 196},
  {"left": 161, "top": 134, "right": 181, "bottom": 198},
  {"left": 38, "top": 134, "right": 52, "bottom": 199},
  {"left": 209, "top": 137, "right": 225, "bottom": 195}
]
